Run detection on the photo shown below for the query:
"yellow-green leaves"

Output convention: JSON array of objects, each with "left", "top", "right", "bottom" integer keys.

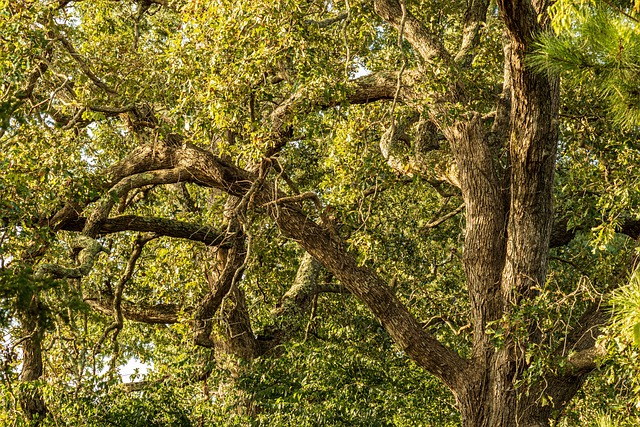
[{"left": 611, "top": 269, "right": 640, "bottom": 347}]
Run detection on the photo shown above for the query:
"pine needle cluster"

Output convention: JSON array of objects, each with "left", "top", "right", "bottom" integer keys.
[{"left": 531, "top": 0, "right": 640, "bottom": 127}]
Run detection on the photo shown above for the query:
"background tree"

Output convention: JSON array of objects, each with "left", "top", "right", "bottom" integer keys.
[{"left": 2, "top": 0, "right": 640, "bottom": 426}]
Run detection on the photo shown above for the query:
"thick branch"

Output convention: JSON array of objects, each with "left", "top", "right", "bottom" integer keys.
[
  {"left": 307, "top": 12, "right": 349, "bottom": 28},
  {"left": 35, "top": 235, "right": 106, "bottom": 279},
  {"left": 445, "top": 116, "right": 506, "bottom": 356},
  {"left": 18, "top": 295, "right": 48, "bottom": 424},
  {"left": 96, "top": 143, "right": 468, "bottom": 390},
  {"left": 348, "top": 70, "right": 419, "bottom": 104},
  {"left": 455, "top": 0, "right": 490, "bottom": 66},
  {"left": 16, "top": 47, "right": 52, "bottom": 100},
  {"left": 374, "top": 0, "right": 451, "bottom": 63},
  {"left": 550, "top": 216, "right": 640, "bottom": 248},
  {"left": 84, "top": 297, "right": 179, "bottom": 324},
  {"left": 567, "top": 346, "right": 605, "bottom": 372},
  {"left": 59, "top": 215, "right": 230, "bottom": 247},
  {"left": 499, "top": 0, "right": 559, "bottom": 302},
  {"left": 88, "top": 103, "right": 137, "bottom": 114},
  {"left": 83, "top": 169, "right": 192, "bottom": 237}
]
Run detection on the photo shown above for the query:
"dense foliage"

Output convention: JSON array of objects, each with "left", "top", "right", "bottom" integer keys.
[{"left": 2, "top": 0, "right": 640, "bottom": 426}]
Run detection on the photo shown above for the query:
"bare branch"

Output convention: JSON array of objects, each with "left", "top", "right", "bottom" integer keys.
[
  {"left": 88, "top": 104, "right": 137, "bottom": 114},
  {"left": 94, "top": 234, "right": 156, "bottom": 361}
]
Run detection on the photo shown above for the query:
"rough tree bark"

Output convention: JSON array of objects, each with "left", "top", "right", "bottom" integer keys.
[
  {"left": 24, "top": 1, "right": 615, "bottom": 425},
  {"left": 18, "top": 296, "right": 48, "bottom": 425}
]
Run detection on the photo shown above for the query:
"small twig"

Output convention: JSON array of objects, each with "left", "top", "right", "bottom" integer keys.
[
  {"left": 423, "top": 203, "right": 465, "bottom": 229},
  {"left": 601, "top": 0, "right": 640, "bottom": 24},
  {"left": 271, "top": 158, "right": 300, "bottom": 195},
  {"left": 55, "top": 30, "right": 117, "bottom": 95},
  {"left": 262, "top": 191, "right": 319, "bottom": 207},
  {"left": 61, "top": 106, "right": 87, "bottom": 130},
  {"left": 10, "top": 332, "right": 36, "bottom": 352},
  {"left": 236, "top": 159, "right": 271, "bottom": 218},
  {"left": 423, "top": 316, "right": 470, "bottom": 336},
  {"left": 89, "top": 104, "right": 137, "bottom": 114},
  {"left": 362, "top": 176, "right": 413, "bottom": 196},
  {"left": 342, "top": 1, "right": 352, "bottom": 77}
]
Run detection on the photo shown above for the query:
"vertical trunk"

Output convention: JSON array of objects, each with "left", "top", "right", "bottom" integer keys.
[
  {"left": 450, "top": 2, "right": 560, "bottom": 426},
  {"left": 445, "top": 117, "right": 507, "bottom": 357},
  {"left": 19, "top": 295, "right": 48, "bottom": 424},
  {"left": 500, "top": 38, "right": 559, "bottom": 307},
  {"left": 450, "top": 5, "right": 559, "bottom": 426},
  {"left": 457, "top": 349, "right": 545, "bottom": 427},
  {"left": 216, "top": 283, "right": 260, "bottom": 360}
]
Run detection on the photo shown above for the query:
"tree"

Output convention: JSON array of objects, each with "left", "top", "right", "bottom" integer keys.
[{"left": 2, "top": 0, "right": 640, "bottom": 426}]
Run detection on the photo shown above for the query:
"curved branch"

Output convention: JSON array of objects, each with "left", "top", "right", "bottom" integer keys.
[
  {"left": 193, "top": 224, "right": 246, "bottom": 348},
  {"left": 174, "top": 145, "right": 467, "bottom": 387},
  {"left": 35, "top": 235, "right": 107, "bottom": 279},
  {"left": 455, "top": 0, "right": 490, "bottom": 66},
  {"left": 94, "top": 233, "right": 156, "bottom": 362},
  {"left": 88, "top": 143, "right": 468, "bottom": 388},
  {"left": 83, "top": 169, "right": 190, "bottom": 237}
]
